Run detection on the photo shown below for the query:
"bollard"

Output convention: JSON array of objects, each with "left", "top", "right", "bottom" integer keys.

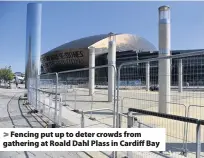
[
  {"left": 158, "top": 6, "right": 171, "bottom": 114},
  {"left": 25, "top": 3, "right": 42, "bottom": 90},
  {"left": 108, "top": 33, "right": 116, "bottom": 102}
]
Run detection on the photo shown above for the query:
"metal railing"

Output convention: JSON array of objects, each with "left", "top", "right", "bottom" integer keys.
[
  {"left": 117, "top": 50, "right": 204, "bottom": 125},
  {"left": 29, "top": 86, "right": 62, "bottom": 126},
  {"left": 57, "top": 65, "right": 117, "bottom": 128},
  {"left": 116, "top": 50, "right": 204, "bottom": 157},
  {"left": 127, "top": 107, "right": 204, "bottom": 158},
  {"left": 25, "top": 50, "right": 204, "bottom": 158}
]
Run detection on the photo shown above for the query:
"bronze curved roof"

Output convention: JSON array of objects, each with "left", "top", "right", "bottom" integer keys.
[{"left": 42, "top": 33, "right": 157, "bottom": 56}]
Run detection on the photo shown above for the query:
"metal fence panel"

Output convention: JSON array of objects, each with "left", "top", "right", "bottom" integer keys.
[
  {"left": 127, "top": 108, "right": 204, "bottom": 158},
  {"left": 58, "top": 65, "right": 117, "bottom": 128},
  {"left": 26, "top": 50, "right": 204, "bottom": 158},
  {"left": 117, "top": 51, "right": 204, "bottom": 157}
]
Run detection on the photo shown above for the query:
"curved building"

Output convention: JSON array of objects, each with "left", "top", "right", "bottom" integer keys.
[
  {"left": 41, "top": 33, "right": 157, "bottom": 73},
  {"left": 41, "top": 33, "right": 204, "bottom": 86}
]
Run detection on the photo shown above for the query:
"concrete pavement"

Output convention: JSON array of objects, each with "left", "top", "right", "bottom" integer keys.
[
  {"left": 1, "top": 84, "right": 204, "bottom": 158},
  {"left": 56, "top": 87, "right": 204, "bottom": 158},
  {"left": 0, "top": 85, "right": 92, "bottom": 158}
]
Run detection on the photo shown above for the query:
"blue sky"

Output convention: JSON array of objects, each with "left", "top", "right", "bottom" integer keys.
[{"left": 0, "top": 1, "right": 204, "bottom": 73}]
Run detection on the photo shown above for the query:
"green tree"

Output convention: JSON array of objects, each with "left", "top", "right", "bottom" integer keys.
[
  {"left": 0, "top": 66, "right": 14, "bottom": 83},
  {"left": 0, "top": 69, "right": 3, "bottom": 84}
]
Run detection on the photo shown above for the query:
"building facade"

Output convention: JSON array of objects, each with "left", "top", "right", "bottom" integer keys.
[{"left": 41, "top": 33, "right": 204, "bottom": 86}]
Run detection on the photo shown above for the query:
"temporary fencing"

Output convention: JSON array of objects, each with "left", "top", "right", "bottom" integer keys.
[
  {"left": 29, "top": 87, "right": 62, "bottom": 126},
  {"left": 39, "top": 73, "right": 57, "bottom": 92},
  {"left": 117, "top": 50, "right": 204, "bottom": 119},
  {"left": 57, "top": 65, "right": 117, "bottom": 128},
  {"left": 25, "top": 50, "right": 204, "bottom": 158},
  {"left": 185, "top": 105, "right": 204, "bottom": 157},
  {"left": 127, "top": 107, "right": 204, "bottom": 158},
  {"left": 117, "top": 50, "right": 204, "bottom": 157},
  {"left": 28, "top": 65, "right": 117, "bottom": 128}
]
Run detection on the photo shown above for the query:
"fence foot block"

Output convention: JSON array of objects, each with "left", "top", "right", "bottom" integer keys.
[
  {"left": 180, "top": 149, "right": 188, "bottom": 157},
  {"left": 46, "top": 124, "right": 60, "bottom": 128},
  {"left": 27, "top": 109, "right": 39, "bottom": 114},
  {"left": 72, "top": 109, "right": 79, "bottom": 113},
  {"left": 89, "top": 117, "right": 96, "bottom": 121}
]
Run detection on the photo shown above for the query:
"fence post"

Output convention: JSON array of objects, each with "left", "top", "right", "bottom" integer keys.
[
  {"left": 196, "top": 120, "right": 201, "bottom": 158},
  {"left": 38, "top": 91, "right": 41, "bottom": 112},
  {"left": 127, "top": 111, "right": 133, "bottom": 158},
  {"left": 48, "top": 94, "right": 52, "bottom": 123},
  {"left": 136, "top": 119, "right": 141, "bottom": 128},
  {"left": 74, "top": 89, "right": 77, "bottom": 110},
  {"left": 29, "top": 85, "right": 31, "bottom": 105},
  {"left": 30, "top": 85, "right": 32, "bottom": 104},
  {"left": 146, "top": 61, "right": 150, "bottom": 91},
  {"left": 42, "top": 92, "right": 45, "bottom": 114},
  {"left": 119, "top": 98, "right": 124, "bottom": 128},
  {"left": 127, "top": 151, "right": 133, "bottom": 158},
  {"left": 27, "top": 81, "right": 30, "bottom": 103},
  {"left": 89, "top": 93, "right": 95, "bottom": 120},
  {"left": 91, "top": 93, "right": 93, "bottom": 117},
  {"left": 35, "top": 76, "right": 38, "bottom": 109},
  {"left": 54, "top": 73, "right": 58, "bottom": 124},
  {"left": 118, "top": 113, "right": 121, "bottom": 128},
  {"left": 127, "top": 112, "right": 134, "bottom": 128},
  {"left": 88, "top": 46, "right": 95, "bottom": 96},
  {"left": 113, "top": 65, "right": 117, "bottom": 128},
  {"left": 58, "top": 94, "right": 62, "bottom": 126},
  {"left": 178, "top": 59, "right": 183, "bottom": 92},
  {"left": 81, "top": 111, "right": 84, "bottom": 128},
  {"left": 65, "top": 88, "right": 67, "bottom": 106}
]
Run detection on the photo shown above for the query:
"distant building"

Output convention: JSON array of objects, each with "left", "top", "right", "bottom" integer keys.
[
  {"left": 14, "top": 72, "right": 25, "bottom": 84},
  {"left": 40, "top": 33, "right": 204, "bottom": 86},
  {"left": 14, "top": 72, "right": 25, "bottom": 77}
]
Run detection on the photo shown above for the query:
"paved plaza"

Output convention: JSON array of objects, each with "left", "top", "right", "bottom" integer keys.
[
  {"left": 0, "top": 85, "right": 91, "bottom": 158},
  {"left": 56, "top": 87, "right": 204, "bottom": 158},
  {"left": 0, "top": 84, "right": 204, "bottom": 158}
]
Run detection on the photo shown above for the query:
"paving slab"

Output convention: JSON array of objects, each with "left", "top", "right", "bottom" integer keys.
[
  {"left": 8, "top": 85, "right": 204, "bottom": 158},
  {"left": 0, "top": 86, "right": 91, "bottom": 158},
  {"left": 53, "top": 87, "right": 204, "bottom": 158}
]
